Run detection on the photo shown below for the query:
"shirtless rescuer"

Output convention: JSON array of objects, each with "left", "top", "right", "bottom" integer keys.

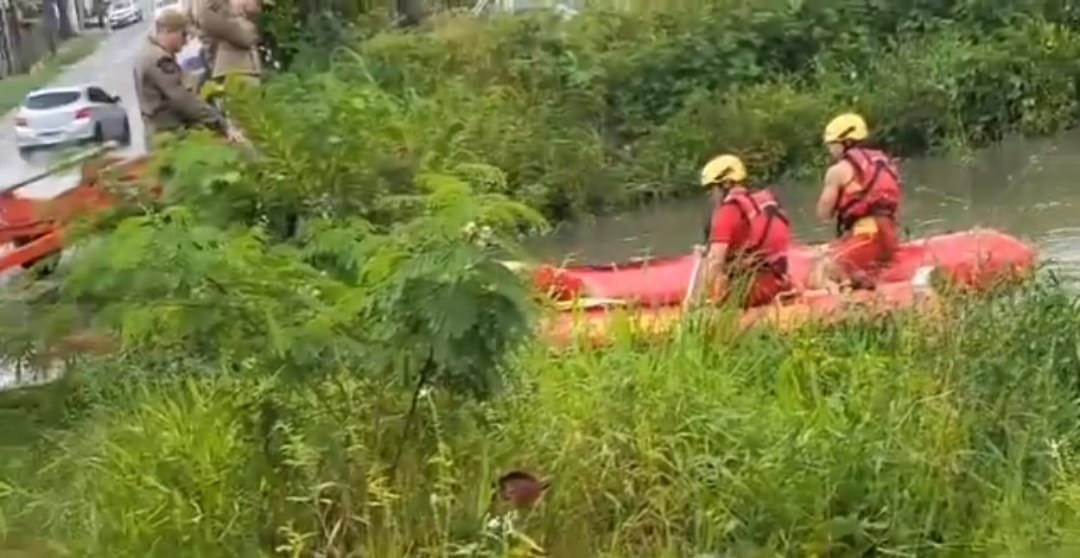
[
  {"left": 810, "top": 112, "right": 903, "bottom": 289},
  {"left": 134, "top": 10, "right": 243, "bottom": 144}
]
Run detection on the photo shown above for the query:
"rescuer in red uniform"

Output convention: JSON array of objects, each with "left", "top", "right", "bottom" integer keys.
[
  {"left": 811, "top": 112, "right": 903, "bottom": 289},
  {"left": 689, "top": 154, "right": 793, "bottom": 308}
]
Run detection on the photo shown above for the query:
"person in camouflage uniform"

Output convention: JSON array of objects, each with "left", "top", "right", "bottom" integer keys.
[{"left": 134, "top": 10, "right": 244, "bottom": 144}]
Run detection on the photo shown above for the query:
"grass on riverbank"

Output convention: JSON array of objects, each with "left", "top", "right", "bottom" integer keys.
[
  {"left": 0, "top": 33, "right": 104, "bottom": 115},
  {"left": 1, "top": 281, "right": 1079, "bottom": 556}
]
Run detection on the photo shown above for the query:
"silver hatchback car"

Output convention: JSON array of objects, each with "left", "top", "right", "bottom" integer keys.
[
  {"left": 107, "top": 0, "right": 144, "bottom": 29},
  {"left": 13, "top": 85, "right": 131, "bottom": 152}
]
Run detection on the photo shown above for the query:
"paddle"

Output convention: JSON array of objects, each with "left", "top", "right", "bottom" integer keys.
[
  {"left": 681, "top": 246, "right": 706, "bottom": 310},
  {"left": 553, "top": 297, "right": 630, "bottom": 312}
]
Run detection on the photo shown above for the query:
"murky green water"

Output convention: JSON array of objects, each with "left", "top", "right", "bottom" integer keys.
[{"left": 529, "top": 129, "right": 1080, "bottom": 281}]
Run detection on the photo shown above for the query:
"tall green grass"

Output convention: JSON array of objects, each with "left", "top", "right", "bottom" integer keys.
[{"left": 2, "top": 282, "right": 1080, "bottom": 556}]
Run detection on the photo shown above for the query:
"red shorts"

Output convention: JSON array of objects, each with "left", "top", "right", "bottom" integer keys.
[
  {"left": 713, "top": 270, "right": 792, "bottom": 308},
  {"left": 832, "top": 216, "right": 900, "bottom": 281}
]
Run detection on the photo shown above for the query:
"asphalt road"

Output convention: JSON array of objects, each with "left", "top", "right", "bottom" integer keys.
[{"left": 0, "top": 20, "right": 152, "bottom": 200}]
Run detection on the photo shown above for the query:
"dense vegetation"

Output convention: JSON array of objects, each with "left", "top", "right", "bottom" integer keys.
[
  {"left": 1, "top": 1, "right": 1080, "bottom": 556},
  {"left": 250, "top": 0, "right": 1080, "bottom": 221}
]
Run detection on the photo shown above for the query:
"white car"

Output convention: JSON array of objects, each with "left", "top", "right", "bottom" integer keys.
[
  {"left": 13, "top": 85, "right": 131, "bottom": 152},
  {"left": 107, "top": 0, "right": 144, "bottom": 28}
]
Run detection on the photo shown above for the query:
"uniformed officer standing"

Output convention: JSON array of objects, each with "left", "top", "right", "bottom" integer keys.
[
  {"left": 201, "top": 0, "right": 264, "bottom": 88},
  {"left": 134, "top": 10, "right": 244, "bottom": 145}
]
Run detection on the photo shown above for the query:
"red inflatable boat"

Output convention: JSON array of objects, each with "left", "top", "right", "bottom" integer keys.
[
  {"left": 530, "top": 229, "right": 1037, "bottom": 307},
  {"left": 526, "top": 228, "right": 1037, "bottom": 347},
  {"left": 541, "top": 278, "right": 945, "bottom": 348}
]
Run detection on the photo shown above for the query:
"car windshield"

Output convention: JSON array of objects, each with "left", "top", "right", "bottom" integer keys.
[
  {"left": 110, "top": 1, "right": 132, "bottom": 10},
  {"left": 23, "top": 91, "right": 80, "bottom": 110}
]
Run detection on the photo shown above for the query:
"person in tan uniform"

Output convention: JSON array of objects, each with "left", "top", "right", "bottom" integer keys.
[
  {"left": 134, "top": 11, "right": 244, "bottom": 143},
  {"left": 198, "top": 0, "right": 264, "bottom": 87}
]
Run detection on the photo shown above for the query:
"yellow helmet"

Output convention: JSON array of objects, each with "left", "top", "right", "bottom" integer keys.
[
  {"left": 823, "top": 112, "right": 869, "bottom": 144},
  {"left": 699, "top": 154, "right": 747, "bottom": 188}
]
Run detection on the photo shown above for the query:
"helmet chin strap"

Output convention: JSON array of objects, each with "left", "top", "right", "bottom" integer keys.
[{"left": 713, "top": 182, "right": 740, "bottom": 199}]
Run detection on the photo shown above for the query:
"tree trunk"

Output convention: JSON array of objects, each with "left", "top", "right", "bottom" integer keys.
[
  {"left": 73, "top": 0, "right": 86, "bottom": 34},
  {"left": 57, "top": 0, "right": 75, "bottom": 39},
  {"left": 395, "top": 0, "right": 423, "bottom": 27},
  {"left": 42, "top": 0, "right": 59, "bottom": 55},
  {"left": 0, "top": 7, "right": 14, "bottom": 76},
  {"left": 93, "top": 0, "right": 106, "bottom": 28}
]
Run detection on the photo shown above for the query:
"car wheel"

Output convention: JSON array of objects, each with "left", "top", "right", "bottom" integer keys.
[
  {"left": 94, "top": 123, "right": 104, "bottom": 143},
  {"left": 120, "top": 118, "right": 131, "bottom": 145}
]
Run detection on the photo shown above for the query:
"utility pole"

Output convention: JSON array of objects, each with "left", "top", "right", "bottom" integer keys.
[{"left": 0, "top": 0, "right": 12, "bottom": 77}]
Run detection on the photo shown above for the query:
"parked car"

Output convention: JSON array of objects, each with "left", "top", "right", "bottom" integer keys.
[
  {"left": 107, "top": 0, "right": 143, "bottom": 28},
  {"left": 13, "top": 85, "right": 131, "bottom": 152}
]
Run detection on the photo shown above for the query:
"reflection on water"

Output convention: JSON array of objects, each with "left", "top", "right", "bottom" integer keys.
[{"left": 530, "top": 129, "right": 1080, "bottom": 280}]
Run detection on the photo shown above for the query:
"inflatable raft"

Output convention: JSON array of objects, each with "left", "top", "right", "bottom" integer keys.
[
  {"left": 528, "top": 229, "right": 1037, "bottom": 347},
  {"left": 531, "top": 229, "right": 1036, "bottom": 306}
]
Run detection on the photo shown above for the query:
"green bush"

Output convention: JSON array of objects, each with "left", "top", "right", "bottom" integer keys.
[
  {"left": 226, "top": 2, "right": 1080, "bottom": 222},
  {"left": 637, "top": 21, "right": 1080, "bottom": 193}
]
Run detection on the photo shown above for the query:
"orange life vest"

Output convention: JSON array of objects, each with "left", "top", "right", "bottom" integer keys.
[
  {"left": 835, "top": 147, "right": 902, "bottom": 235},
  {"left": 705, "top": 187, "right": 792, "bottom": 276}
]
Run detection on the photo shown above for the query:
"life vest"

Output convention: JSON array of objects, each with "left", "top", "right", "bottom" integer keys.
[
  {"left": 704, "top": 187, "right": 792, "bottom": 276},
  {"left": 835, "top": 147, "right": 902, "bottom": 235}
]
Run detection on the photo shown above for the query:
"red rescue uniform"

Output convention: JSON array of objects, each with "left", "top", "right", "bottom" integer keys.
[
  {"left": 707, "top": 186, "right": 793, "bottom": 307},
  {"left": 831, "top": 147, "right": 902, "bottom": 282}
]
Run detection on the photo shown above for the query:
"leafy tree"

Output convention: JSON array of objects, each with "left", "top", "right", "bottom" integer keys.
[{"left": 0, "top": 120, "right": 548, "bottom": 500}]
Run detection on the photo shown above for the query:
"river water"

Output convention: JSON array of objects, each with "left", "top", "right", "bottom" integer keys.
[{"left": 529, "top": 129, "right": 1080, "bottom": 283}]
